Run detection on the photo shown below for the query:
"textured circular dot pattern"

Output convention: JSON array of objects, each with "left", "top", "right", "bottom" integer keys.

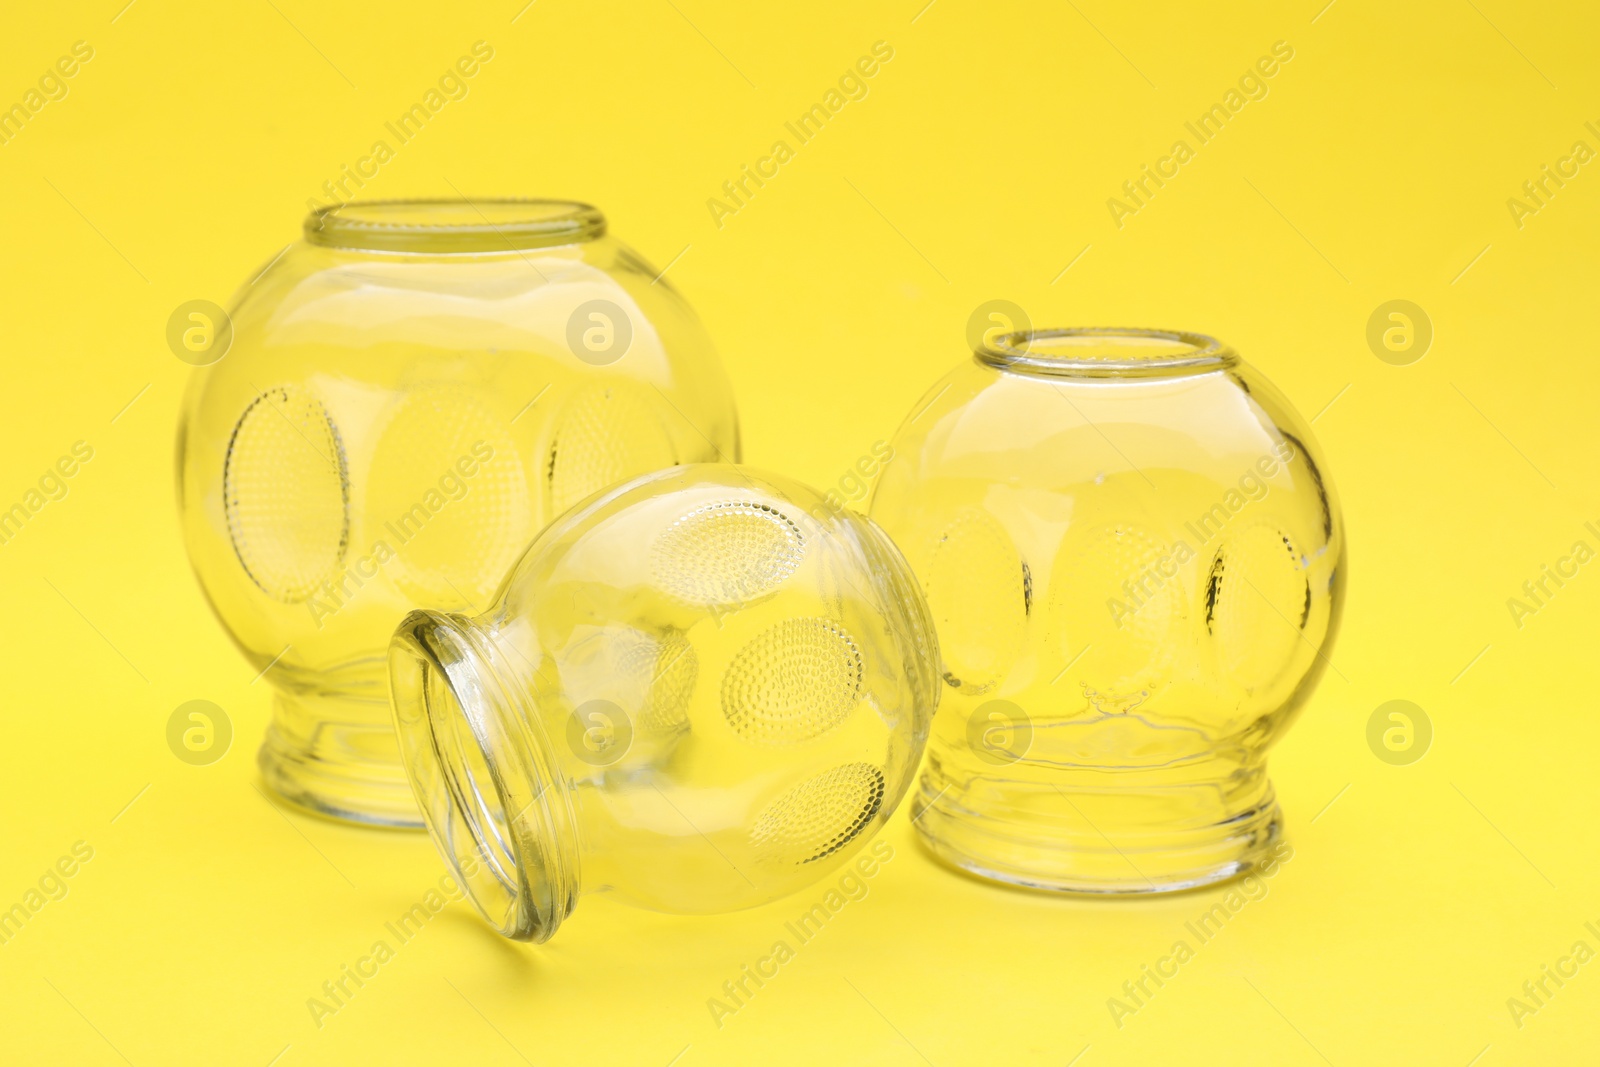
[
  {"left": 1057, "top": 523, "right": 1180, "bottom": 711},
  {"left": 619, "top": 631, "right": 699, "bottom": 735},
  {"left": 547, "top": 385, "right": 676, "bottom": 516},
  {"left": 651, "top": 500, "right": 805, "bottom": 608},
  {"left": 750, "top": 762, "right": 886, "bottom": 864},
  {"left": 1207, "top": 523, "right": 1309, "bottom": 693},
  {"left": 721, "top": 618, "right": 862, "bottom": 746},
  {"left": 365, "top": 386, "right": 530, "bottom": 608},
  {"left": 923, "top": 509, "right": 1026, "bottom": 693},
  {"left": 224, "top": 385, "right": 349, "bottom": 603}
]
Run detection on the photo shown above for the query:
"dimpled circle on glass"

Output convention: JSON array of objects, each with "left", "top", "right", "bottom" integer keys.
[
  {"left": 620, "top": 631, "right": 698, "bottom": 735},
  {"left": 547, "top": 384, "right": 676, "bottom": 516},
  {"left": 365, "top": 386, "right": 530, "bottom": 608},
  {"left": 223, "top": 384, "right": 348, "bottom": 603},
  {"left": 922, "top": 508, "right": 1026, "bottom": 693},
  {"left": 555, "top": 626, "right": 698, "bottom": 740},
  {"left": 1058, "top": 523, "right": 1180, "bottom": 710},
  {"left": 721, "top": 617, "right": 863, "bottom": 746},
  {"left": 750, "top": 762, "right": 887, "bottom": 865},
  {"left": 651, "top": 499, "right": 806, "bottom": 609},
  {"left": 1207, "top": 522, "right": 1310, "bottom": 693}
]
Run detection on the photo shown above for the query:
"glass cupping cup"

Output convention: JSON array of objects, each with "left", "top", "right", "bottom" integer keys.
[
  {"left": 389, "top": 465, "right": 938, "bottom": 941},
  {"left": 177, "top": 199, "right": 739, "bottom": 826},
  {"left": 869, "top": 327, "right": 1344, "bottom": 893}
]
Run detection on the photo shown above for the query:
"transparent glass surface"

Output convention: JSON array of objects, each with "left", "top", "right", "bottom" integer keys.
[
  {"left": 388, "top": 465, "right": 937, "bottom": 941},
  {"left": 177, "top": 199, "right": 739, "bottom": 827},
  {"left": 869, "top": 328, "right": 1345, "bottom": 893}
]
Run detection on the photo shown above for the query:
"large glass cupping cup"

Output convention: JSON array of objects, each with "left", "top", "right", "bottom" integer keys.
[
  {"left": 177, "top": 199, "right": 739, "bottom": 827},
  {"left": 869, "top": 328, "right": 1344, "bottom": 893},
  {"left": 388, "top": 466, "right": 937, "bottom": 941}
]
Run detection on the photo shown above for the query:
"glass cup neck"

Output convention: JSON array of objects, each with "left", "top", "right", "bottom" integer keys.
[
  {"left": 976, "top": 327, "right": 1236, "bottom": 380},
  {"left": 304, "top": 198, "right": 606, "bottom": 254},
  {"left": 389, "top": 609, "right": 579, "bottom": 942}
]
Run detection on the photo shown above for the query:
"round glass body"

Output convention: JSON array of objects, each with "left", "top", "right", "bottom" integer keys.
[
  {"left": 389, "top": 465, "right": 937, "bottom": 941},
  {"left": 869, "top": 328, "right": 1345, "bottom": 893},
  {"left": 177, "top": 200, "right": 739, "bottom": 827}
]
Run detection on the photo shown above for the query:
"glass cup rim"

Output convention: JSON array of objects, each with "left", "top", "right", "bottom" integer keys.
[
  {"left": 304, "top": 197, "right": 606, "bottom": 254},
  {"left": 977, "top": 327, "right": 1237, "bottom": 379},
  {"left": 389, "top": 610, "right": 579, "bottom": 942}
]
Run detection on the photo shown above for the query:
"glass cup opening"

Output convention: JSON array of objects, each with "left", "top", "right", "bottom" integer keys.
[
  {"left": 305, "top": 198, "right": 607, "bottom": 254},
  {"left": 389, "top": 611, "right": 576, "bottom": 941},
  {"left": 978, "top": 327, "right": 1235, "bottom": 380}
]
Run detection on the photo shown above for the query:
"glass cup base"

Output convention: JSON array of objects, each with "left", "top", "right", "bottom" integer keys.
[
  {"left": 911, "top": 756, "right": 1282, "bottom": 894},
  {"left": 258, "top": 690, "right": 424, "bottom": 828}
]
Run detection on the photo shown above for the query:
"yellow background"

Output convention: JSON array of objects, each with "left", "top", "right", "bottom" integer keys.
[{"left": 2, "top": 0, "right": 1597, "bottom": 1063}]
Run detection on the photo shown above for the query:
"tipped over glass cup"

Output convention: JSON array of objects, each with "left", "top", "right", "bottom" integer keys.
[{"left": 388, "top": 465, "right": 938, "bottom": 940}]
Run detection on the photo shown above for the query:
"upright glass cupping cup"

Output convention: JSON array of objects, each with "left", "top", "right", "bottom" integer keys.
[
  {"left": 388, "top": 465, "right": 937, "bottom": 941},
  {"left": 177, "top": 199, "right": 739, "bottom": 826},
  {"left": 869, "top": 328, "right": 1344, "bottom": 893}
]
